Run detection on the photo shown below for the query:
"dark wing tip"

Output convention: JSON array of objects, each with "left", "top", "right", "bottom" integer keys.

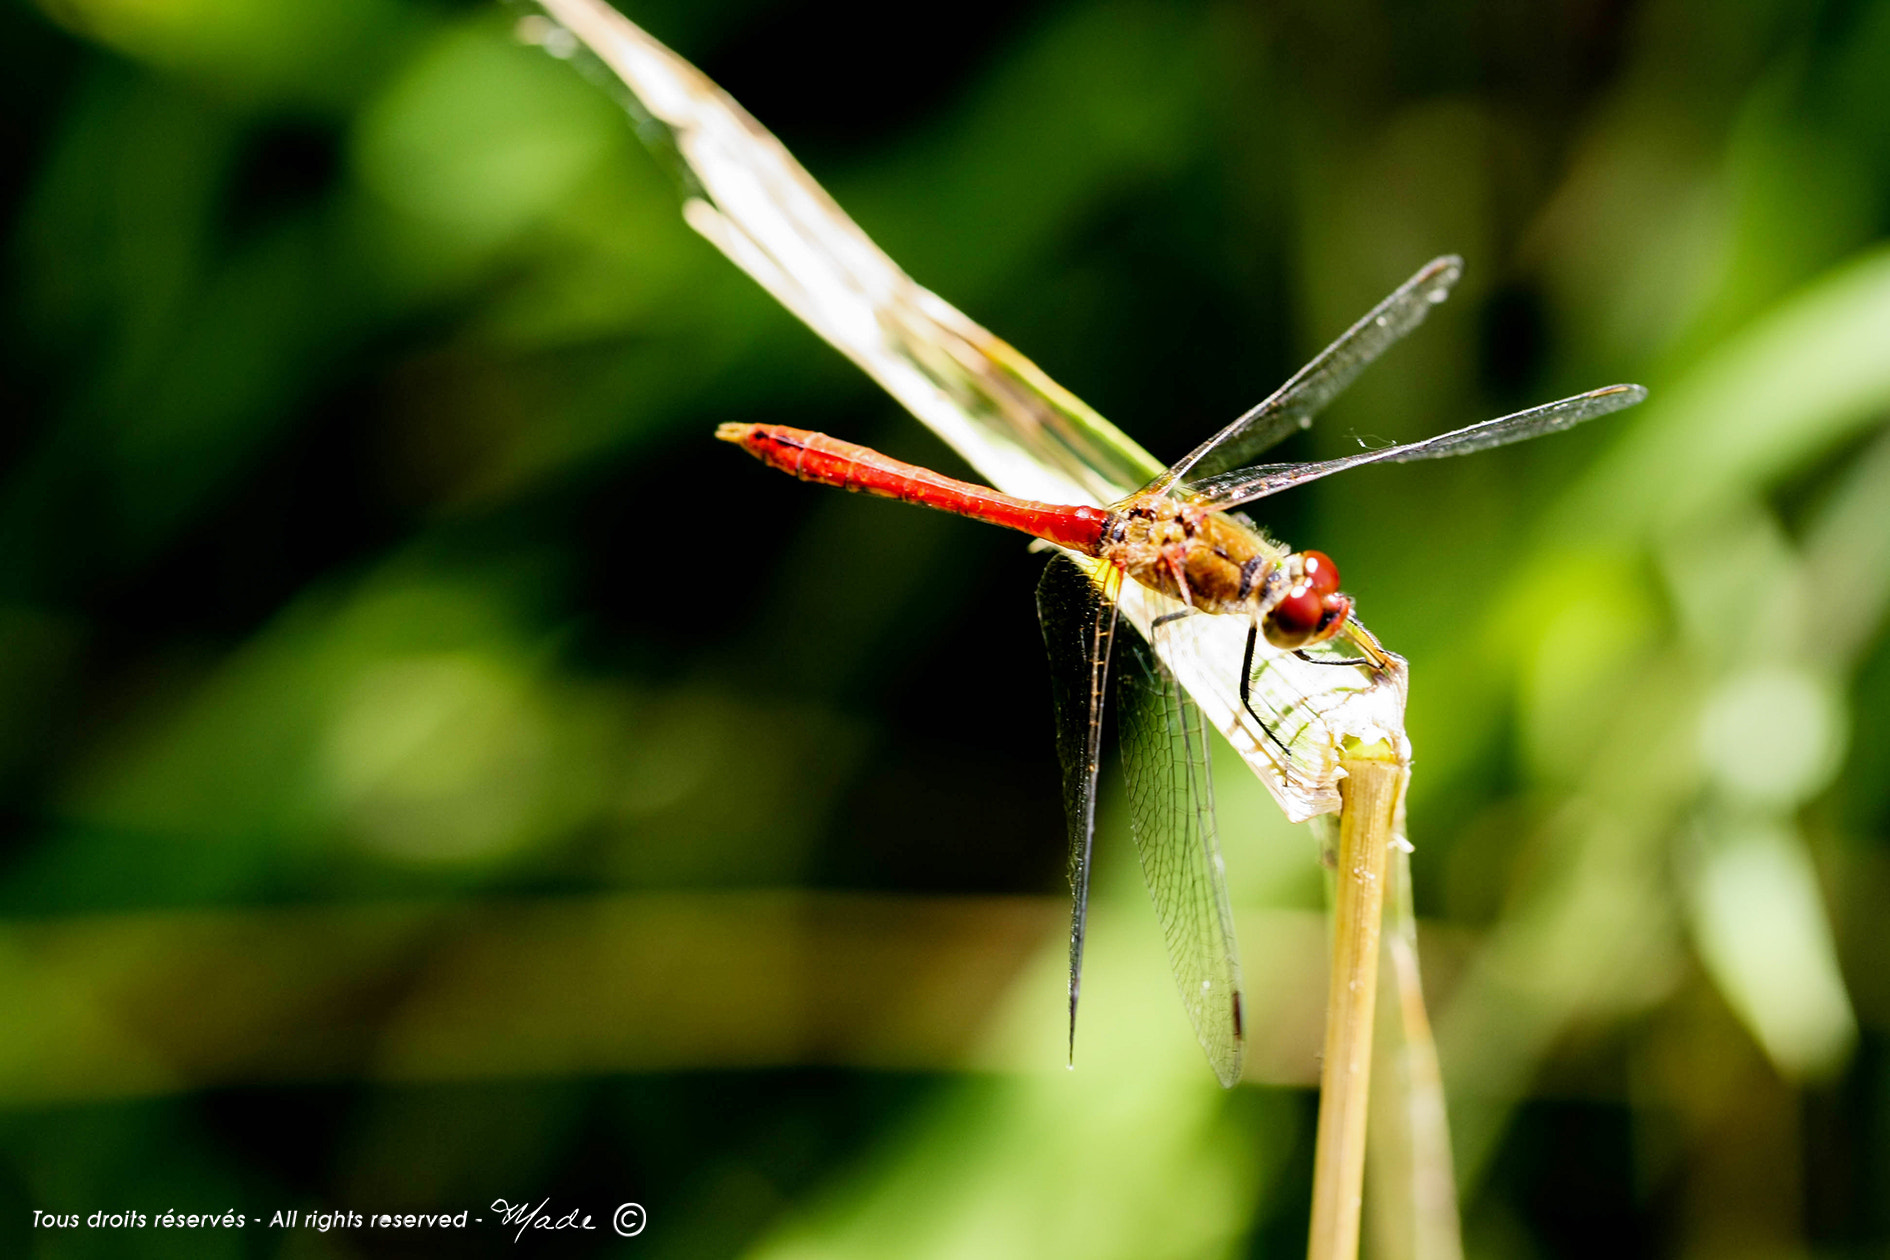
[
  {"left": 1068, "top": 983, "right": 1079, "bottom": 1068},
  {"left": 1211, "top": 993, "right": 1246, "bottom": 1089}
]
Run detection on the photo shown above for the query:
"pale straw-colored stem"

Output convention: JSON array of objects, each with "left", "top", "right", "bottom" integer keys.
[
  {"left": 1368, "top": 838, "right": 1465, "bottom": 1260},
  {"left": 1308, "top": 747, "right": 1408, "bottom": 1260}
]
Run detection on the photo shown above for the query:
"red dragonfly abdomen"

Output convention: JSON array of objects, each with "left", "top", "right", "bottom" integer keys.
[{"left": 718, "top": 423, "right": 1111, "bottom": 554}]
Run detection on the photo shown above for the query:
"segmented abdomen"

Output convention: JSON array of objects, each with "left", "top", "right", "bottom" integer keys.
[{"left": 718, "top": 423, "right": 1109, "bottom": 554}]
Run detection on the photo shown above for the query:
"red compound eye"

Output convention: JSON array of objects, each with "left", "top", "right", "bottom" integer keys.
[
  {"left": 1302, "top": 550, "right": 1341, "bottom": 596},
  {"left": 1265, "top": 551, "right": 1348, "bottom": 649},
  {"left": 1264, "top": 587, "right": 1323, "bottom": 647}
]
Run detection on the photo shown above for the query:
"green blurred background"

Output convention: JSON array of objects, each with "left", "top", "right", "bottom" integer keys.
[{"left": 4, "top": 0, "right": 1890, "bottom": 1255}]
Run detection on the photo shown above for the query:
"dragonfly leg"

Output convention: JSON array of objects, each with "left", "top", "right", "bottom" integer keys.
[
  {"left": 1150, "top": 608, "right": 1198, "bottom": 631},
  {"left": 1239, "top": 621, "right": 1293, "bottom": 758},
  {"left": 1163, "top": 552, "right": 1196, "bottom": 610},
  {"left": 1293, "top": 648, "right": 1375, "bottom": 667}
]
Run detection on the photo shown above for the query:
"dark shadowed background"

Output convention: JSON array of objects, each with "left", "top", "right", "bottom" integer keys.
[{"left": 4, "top": 0, "right": 1890, "bottom": 1255}]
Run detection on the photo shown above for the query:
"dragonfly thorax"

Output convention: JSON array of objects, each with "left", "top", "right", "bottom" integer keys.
[
  {"left": 1100, "top": 496, "right": 1353, "bottom": 648},
  {"left": 1102, "top": 496, "right": 1284, "bottom": 616}
]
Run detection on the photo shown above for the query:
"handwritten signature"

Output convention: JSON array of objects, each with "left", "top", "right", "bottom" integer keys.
[{"left": 490, "top": 1199, "right": 595, "bottom": 1243}]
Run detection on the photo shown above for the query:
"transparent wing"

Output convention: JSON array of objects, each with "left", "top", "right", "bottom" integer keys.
[
  {"left": 1146, "top": 255, "right": 1464, "bottom": 497},
  {"left": 1118, "top": 620, "right": 1245, "bottom": 1087},
  {"left": 1036, "top": 554, "right": 1123, "bottom": 1066},
  {"left": 528, "top": 0, "right": 1160, "bottom": 509},
  {"left": 1187, "top": 384, "right": 1648, "bottom": 511}
]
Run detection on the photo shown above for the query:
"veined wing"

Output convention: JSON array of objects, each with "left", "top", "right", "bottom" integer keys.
[
  {"left": 1145, "top": 256, "right": 1464, "bottom": 497},
  {"left": 1118, "top": 620, "right": 1245, "bottom": 1087},
  {"left": 1187, "top": 384, "right": 1649, "bottom": 511},
  {"left": 528, "top": 0, "right": 1160, "bottom": 509},
  {"left": 1036, "top": 554, "right": 1123, "bottom": 1065}
]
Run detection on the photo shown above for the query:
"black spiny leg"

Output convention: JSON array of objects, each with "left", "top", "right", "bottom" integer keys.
[
  {"left": 1293, "top": 647, "right": 1376, "bottom": 667},
  {"left": 1240, "top": 621, "right": 1293, "bottom": 757}
]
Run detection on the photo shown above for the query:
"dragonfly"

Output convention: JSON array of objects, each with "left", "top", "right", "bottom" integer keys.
[
  {"left": 720, "top": 257, "right": 1647, "bottom": 1084},
  {"left": 522, "top": 0, "right": 1647, "bottom": 1086}
]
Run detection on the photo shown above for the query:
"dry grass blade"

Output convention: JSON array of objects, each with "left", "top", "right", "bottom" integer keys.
[
  {"left": 1309, "top": 748, "right": 1408, "bottom": 1260},
  {"left": 1368, "top": 837, "right": 1465, "bottom": 1260}
]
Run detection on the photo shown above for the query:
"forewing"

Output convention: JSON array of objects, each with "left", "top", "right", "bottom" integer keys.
[
  {"left": 1187, "top": 384, "right": 1648, "bottom": 511},
  {"left": 1150, "top": 256, "right": 1464, "bottom": 496},
  {"left": 529, "top": 0, "right": 1160, "bottom": 509},
  {"left": 1118, "top": 620, "right": 1245, "bottom": 1086},
  {"left": 1036, "top": 555, "right": 1123, "bottom": 1066}
]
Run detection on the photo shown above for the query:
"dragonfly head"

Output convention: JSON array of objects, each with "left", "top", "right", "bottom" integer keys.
[{"left": 1261, "top": 550, "right": 1351, "bottom": 650}]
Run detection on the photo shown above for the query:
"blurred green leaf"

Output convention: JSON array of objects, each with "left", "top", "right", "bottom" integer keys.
[{"left": 1559, "top": 242, "right": 1890, "bottom": 538}]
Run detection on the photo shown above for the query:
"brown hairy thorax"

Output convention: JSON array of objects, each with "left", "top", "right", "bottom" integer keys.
[
  {"left": 1099, "top": 496, "right": 1354, "bottom": 650},
  {"left": 1100, "top": 496, "right": 1289, "bottom": 618}
]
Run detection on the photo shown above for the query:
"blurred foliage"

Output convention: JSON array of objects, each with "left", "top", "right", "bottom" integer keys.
[{"left": 2, "top": 0, "right": 1888, "bottom": 1256}]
